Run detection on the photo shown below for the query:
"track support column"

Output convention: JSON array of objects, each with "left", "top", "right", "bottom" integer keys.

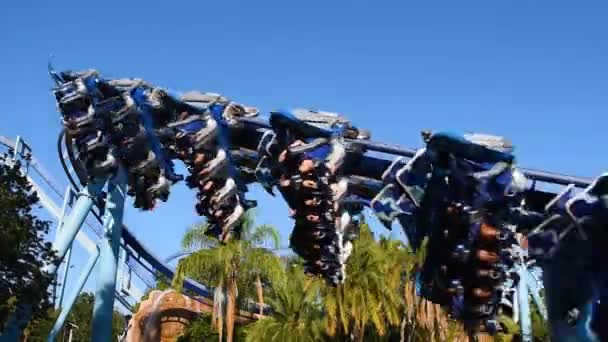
[
  {"left": 46, "top": 181, "right": 105, "bottom": 276},
  {"left": 56, "top": 186, "right": 77, "bottom": 309},
  {"left": 91, "top": 168, "right": 127, "bottom": 342},
  {"left": 48, "top": 247, "right": 100, "bottom": 341},
  {"left": 517, "top": 262, "right": 532, "bottom": 342}
]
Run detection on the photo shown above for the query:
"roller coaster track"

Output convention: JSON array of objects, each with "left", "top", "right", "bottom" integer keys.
[
  {"left": 239, "top": 117, "right": 593, "bottom": 188},
  {"left": 2, "top": 67, "right": 604, "bottom": 342}
]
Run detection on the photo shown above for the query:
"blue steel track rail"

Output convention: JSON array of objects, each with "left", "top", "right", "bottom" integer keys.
[{"left": 239, "top": 117, "right": 594, "bottom": 188}]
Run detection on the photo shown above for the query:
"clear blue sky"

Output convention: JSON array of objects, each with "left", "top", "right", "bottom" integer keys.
[{"left": 1, "top": 1, "right": 607, "bottom": 295}]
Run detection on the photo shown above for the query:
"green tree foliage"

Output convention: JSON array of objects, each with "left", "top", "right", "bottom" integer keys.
[
  {"left": 0, "top": 156, "right": 56, "bottom": 331},
  {"left": 23, "top": 292, "right": 126, "bottom": 341},
  {"left": 245, "top": 224, "right": 407, "bottom": 342},
  {"left": 22, "top": 309, "right": 58, "bottom": 341},
  {"left": 323, "top": 223, "right": 404, "bottom": 342},
  {"left": 530, "top": 301, "right": 550, "bottom": 342},
  {"left": 245, "top": 262, "right": 327, "bottom": 342},
  {"left": 495, "top": 302, "right": 550, "bottom": 342},
  {"left": 177, "top": 314, "right": 219, "bottom": 342},
  {"left": 177, "top": 314, "right": 248, "bottom": 342}
]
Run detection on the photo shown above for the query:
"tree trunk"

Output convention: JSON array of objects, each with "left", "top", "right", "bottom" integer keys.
[
  {"left": 255, "top": 276, "right": 264, "bottom": 316},
  {"left": 433, "top": 303, "right": 448, "bottom": 341},
  {"left": 474, "top": 332, "right": 494, "bottom": 342},
  {"left": 212, "top": 286, "right": 221, "bottom": 331},
  {"left": 217, "top": 287, "right": 224, "bottom": 342},
  {"left": 218, "top": 311, "right": 224, "bottom": 342},
  {"left": 424, "top": 299, "right": 433, "bottom": 339},
  {"left": 226, "top": 278, "right": 238, "bottom": 342},
  {"left": 402, "top": 279, "right": 415, "bottom": 342},
  {"left": 355, "top": 322, "right": 366, "bottom": 342},
  {"left": 400, "top": 316, "right": 406, "bottom": 342},
  {"left": 404, "top": 280, "right": 414, "bottom": 322}
]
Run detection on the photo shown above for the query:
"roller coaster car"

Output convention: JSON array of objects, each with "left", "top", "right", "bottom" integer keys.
[
  {"left": 53, "top": 71, "right": 176, "bottom": 210},
  {"left": 54, "top": 72, "right": 120, "bottom": 180},
  {"left": 528, "top": 173, "right": 608, "bottom": 257},
  {"left": 162, "top": 92, "right": 255, "bottom": 241},
  {"left": 408, "top": 131, "right": 522, "bottom": 334},
  {"left": 263, "top": 109, "right": 362, "bottom": 285},
  {"left": 525, "top": 173, "right": 608, "bottom": 340},
  {"left": 53, "top": 71, "right": 102, "bottom": 132}
]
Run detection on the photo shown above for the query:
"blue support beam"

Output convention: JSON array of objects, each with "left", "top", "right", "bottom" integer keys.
[
  {"left": 517, "top": 263, "right": 532, "bottom": 342},
  {"left": 46, "top": 181, "right": 105, "bottom": 277},
  {"left": 58, "top": 248, "right": 74, "bottom": 308},
  {"left": 91, "top": 168, "right": 127, "bottom": 342},
  {"left": 55, "top": 186, "right": 75, "bottom": 309},
  {"left": 527, "top": 268, "right": 548, "bottom": 321},
  {"left": 48, "top": 247, "right": 100, "bottom": 341}
]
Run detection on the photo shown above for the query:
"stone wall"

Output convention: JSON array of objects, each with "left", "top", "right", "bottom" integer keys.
[{"left": 125, "top": 290, "right": 261, "bottom": 342}]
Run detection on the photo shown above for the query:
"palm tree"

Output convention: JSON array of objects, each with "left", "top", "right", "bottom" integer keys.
[
  {"left": 245, "top": 261, "right": 327, "bottom": 342},
  {"left": 173, "top": 210, "right": 284, "bottom": 342},
  {"left": 323, "top": 222, "right": 404, "bottom": 342},
  {"left": 181, "top": 211, "right": 281, "bottom": 317}
]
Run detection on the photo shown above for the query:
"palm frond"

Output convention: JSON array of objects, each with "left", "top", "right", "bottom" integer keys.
[
  {"left": 248, "top": 224, "right": 281, "bottom": 249},
  {"left": 238, "top": 208, "right": 257, "bottom": 238},
  {"left": 181, "top": 221, "right": 218, "bottom": 250}
]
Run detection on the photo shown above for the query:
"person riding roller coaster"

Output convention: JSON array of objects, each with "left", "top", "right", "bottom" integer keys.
[
  {"left": 156, "top": 91, "right": 258, "bottom": 241},
  {"left": 52, "top": 69, "right": 254, "bottom": 242},
  {"left": 259, "top": 109, "right": 365, "bottom": 285},
  {"left": 389, "top": 131, "right": 525, "bottom": 334},
  {"left": 53, "top": 70, "right": 181, "bottom": 211}
]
